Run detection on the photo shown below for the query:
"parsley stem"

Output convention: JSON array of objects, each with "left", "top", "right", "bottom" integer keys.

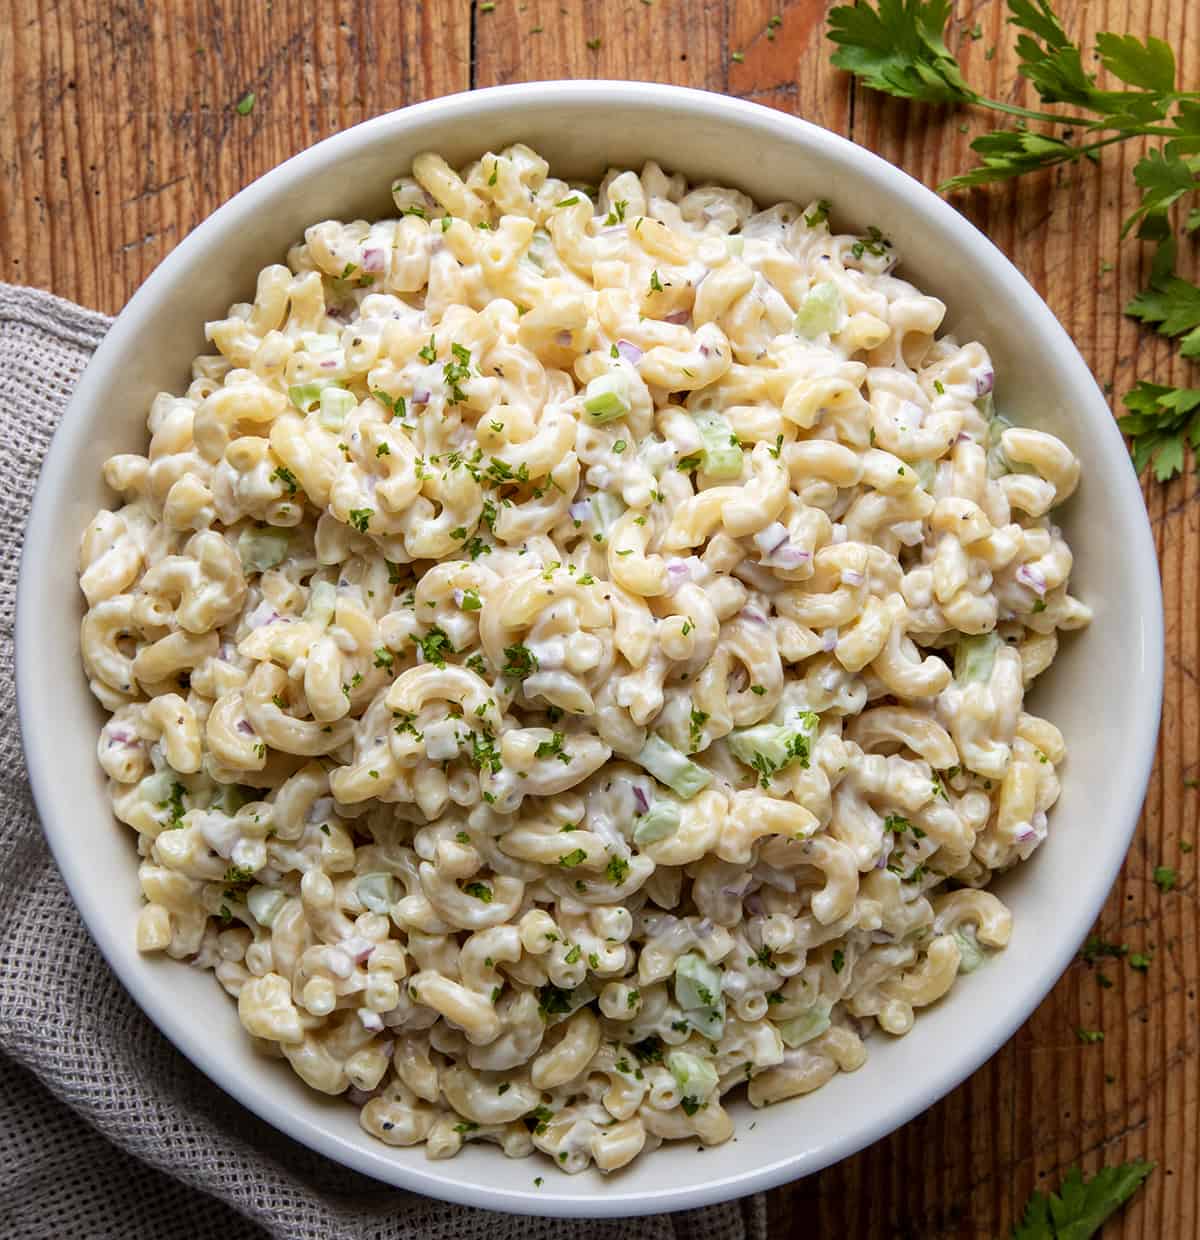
[{"left": 969, "top": 95, "right": 1096, "bottom": 129}]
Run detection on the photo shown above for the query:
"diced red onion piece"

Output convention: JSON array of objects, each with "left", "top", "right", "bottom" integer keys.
[
  {"left": 320, "top": 359, "right": 337, "bottom": 369},
  {"left": 413, "top": 389, "right": 430, "bottom": 404},
  {"left": 568, "top": 500, "right": 590, "bottom": 522},
  {"left": 632, "top": 784, "right": 650, "bottom": 814},
  {"left": 821, "top": 628, "right": 839, "bottom": 652},
  {"left": 1015, "top": 564, "right": 1047, "bottom": 596},
  {"left": 361, "top": 247, "right": 386, "bottom": 274},
  {"left": 769, "top": 545, "right": 811, "bottom": 570},
  {"left": 695, "top": 918, "right": 714, "bottom": 938},
  {"left": 616, "top": 339, "right": 643, "bottom": 365},
  {"left": 342, "top": 936, "right": 376, "bottom": 964},
  {"left": 556, "top": 330, "right": 572, "bottom": 347},
  {"left": 237, "top": 720, "right": 255, "bottom": 735},
  {"left": 754, "top": 523, "right": 790, "bottom": 557},
  {"left": 245, "top": 601, "right": 280, "bottom": 630},
  {"left": 976, "top": 369, "right": 995, "bottom": 396},
  {"left": 842, "top": 569, "right": 864, "bottom": 587},
  {"left": 738, "top": 607, "right": 768, "bottom": 625},
  {"left": 744, "top": 892, "right": 765, "bottom": 916},
  {"left": 664, "top": 310, "right": 690, "bottom": 325}
]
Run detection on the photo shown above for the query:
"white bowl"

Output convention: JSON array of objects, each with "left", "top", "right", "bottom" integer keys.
[{"left": 17, "top": 81, "right": 1163, "bottom": 1217}]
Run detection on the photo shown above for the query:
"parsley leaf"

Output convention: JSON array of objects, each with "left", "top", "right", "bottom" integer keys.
[
  {"left": 1117, "top": 381, "right": 1200, "bottom": 481},
  {"left": 827, "top": 0, "right": 973, "bottom": 104},
  {"left": 1126, "top": 252, "right": 1200, "bottom": 355},
  {"left": 1011, "top": 1160, "right": 1154, "bottom": 1239}
]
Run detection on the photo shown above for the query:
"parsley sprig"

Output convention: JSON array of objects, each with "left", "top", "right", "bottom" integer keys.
[
  {"left": 1011, "top": 1159, "right": 1154, "bottom": 1238},
  {"left": 828, "top": 0, "right": 1200, "bottom": 482},
  {"left": 829, "top": 0, "right": 1200, "bottom": 226}
]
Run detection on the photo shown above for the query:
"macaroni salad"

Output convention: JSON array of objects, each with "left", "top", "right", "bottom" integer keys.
[{"left": 78, "top": 145, "right": 1091, "bottom": 1174}]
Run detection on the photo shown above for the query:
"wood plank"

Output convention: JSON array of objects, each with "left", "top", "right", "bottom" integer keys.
[
  {"left": 0, "top": 0, "right": 472, "bottom": 314},
  {"left": 2, "top": 0, "right": 1196, "bottom": 1235}
]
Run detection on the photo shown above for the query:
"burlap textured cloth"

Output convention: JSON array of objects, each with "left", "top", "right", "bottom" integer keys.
[{"left": 0, "top": 284, "right": 768, "bottom": 1240}]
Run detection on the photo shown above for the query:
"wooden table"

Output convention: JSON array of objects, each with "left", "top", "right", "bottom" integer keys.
[{"left": 4, "top": 1, "right": 1194, "bottom": 1234}]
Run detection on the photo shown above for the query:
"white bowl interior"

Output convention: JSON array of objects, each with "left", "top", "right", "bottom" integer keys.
[{"left": 17, "top": 83, "right": 1163, "bottom": 1217}]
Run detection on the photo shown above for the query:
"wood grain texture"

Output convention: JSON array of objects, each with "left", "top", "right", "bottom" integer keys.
[{"left": 2, "top": 1, "right": 1195, "bottom": 1234}]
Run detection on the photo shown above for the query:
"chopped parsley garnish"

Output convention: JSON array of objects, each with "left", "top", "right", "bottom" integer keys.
[
  {"left": 558, "top": 848, "right": 587, "bottom": 868},
  {"left": 605, "top": 200, "right": 628, "bottom": 225},
  {"left": 500, "top": 642, "right": 538, "bottom": 680},
  {"left": 1076, "top": 1028, "right": 1105, "bottom": 1044},
  {"left": 411, "top": 626, "right": 453, "bottom": 667},
  {"left": 689, "top": 707, "right": 709, "bottom": 752},
  {"left": 271, "top": 465, "right": 298, "bottom": 494},
  {"left": 649, "top": 269, "right": 664, "bottom": 293},
  {"left": 1154, "top": 865, "right": 1178, "bottom": 893},
  {"left": 804, "top": 199, "right": 831, "bottom": 228},
  {"left": 418, "top": 335, "right": 437, "bottom": 364},
  {"left": 605, "top": 855, "right": 630, "bottom": 885},
  {"left": 373, "top": 647, "right": 394, "bottom": 669},
  {"left": 535, "top": 732, "right": 572, "bottom": 765},
  {"left": 347, "top": 508, "right": 373, "bottom": 533},
  {"left": 564, "top": 944, "right": 582, "bottom": 965},
  {"left": 159, "top": 781, "right": 187, "bottom": 829},
  {"left": 631, "top": 1037, "right": 664, "bottom": 1063},
  {"left": 536, "top": 986, "right": 574, "bottom": 1019},
  {"left": 831, "top": 948, "right": 845, "bottom": 974},
  {"left": 468, "top": 728, "right": 503, "bottom": 775},
  {"left": 443, "top": 344, "right": 471, "bottom": 404},
  {"left": 461, "top": 881, "right": 493, "bottom": 903},
  {"left": 1080, "top": 937, "right": 1128, "bottom": 965}
]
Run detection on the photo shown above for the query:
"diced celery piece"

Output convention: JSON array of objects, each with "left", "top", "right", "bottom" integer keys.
[
  {"left": 356, "top": 872, "right": 398, "bottom": 915},
  {"left": 247, "top": 885, "right": 287, "bottom": 928},
  {"left": 237, "top": 526, "right": 289, "bottom": 573},
  {"left": 685, "top": 1001, "right": 726, "bottom": 1041},
  {"left": 318, "top": 386, "right": 357, "bottom": 430},
  {"left": 210, "top": 785, "right": 249, "bottom": 815},
  {"left": 288, "top": 378, "right": 345, "bottom": 413},
  {"left": 305, "top": 581, "right": 337, "bottom": 626},
  {"left": 667, "top": 1050, "right": 719, "bottom": 1106},
  {"left": 725, "top": 235, "right": 745, "bottom": 258},
  {"left": 953, "top": 926, "right": 986, "bottom": 974},
  {"left": 633, "top": 802, "right": 682, "bottom": 846},
  {"left": 589, "top": 491, "right": 625, "bottom": 538},
  {"left": 727, "top": 714, "right": 818, "bottom": 780},
  {"left": 694, "top": 411, "right": 743, "bottom": 479},
  {"left": 141, "top": 770, "right": 176, "bottom": 806},
  {"left": 912, "top": 458, "right": 937, "bottom": 492},
  {"left": 674, "top": 952, "right": 723, "bottom": 1012},
  {"left": 954, "top": 632, "right": 1001, "bottom": 684},
  {"left": 634, "top": 735, "right": 712, "bottom": 799},
  {"left": 777, "top": 999, "right": 833, "bottom": 1048},
  {"left": 584, "top": 372, "right": 632, "bottom": 424},
  {"left": 793, "top": 281, "right": 845, "bottom": 337}
]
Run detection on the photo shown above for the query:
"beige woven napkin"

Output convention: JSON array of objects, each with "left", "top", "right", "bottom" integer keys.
[{"left": 0, "top": 284, "right": 768, "bottom": 1240}]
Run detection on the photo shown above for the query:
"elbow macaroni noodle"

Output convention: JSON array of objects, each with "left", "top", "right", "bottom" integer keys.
[{"left": 78, "top": 146, "right": 1091, "bottom": 1175}]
